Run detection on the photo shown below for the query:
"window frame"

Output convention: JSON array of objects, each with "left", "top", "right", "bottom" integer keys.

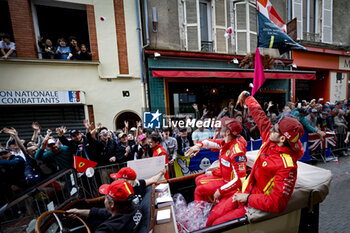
[
  {"left": 30, "top": 0, "right": 89, "bottom": 59},
  {"left": 234, "top": 0, "right": 257, "bottom": 54},
  {"left": 199, "top": 0, "right": 212, "bottom": 43},
  {"left": 303, "top": 0, "right": 320, "bottom": 41}
]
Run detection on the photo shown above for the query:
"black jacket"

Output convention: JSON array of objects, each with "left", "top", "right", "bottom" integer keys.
[
  {"left": 130, "top": 143, "right": 152, "bottom": 160},
  {"left": 87, "top": 133, "right": 118, "bottom": 166},
  {"left": 58, "top": 135, "right": 95, "bottom": 160},
  {"left": 176, "top": 135, "right": 194, "bottom": 156},
  {"left": 89, "top": 205, "right": 142, "bottom": 233},
  {"left": 116, "top": 141, "right": 135, "bottom": 163}
]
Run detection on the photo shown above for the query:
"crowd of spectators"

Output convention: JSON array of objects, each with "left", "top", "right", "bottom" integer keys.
[
  {"left": 0, "top": 33, "right": 92, "bottom": 60},
  {"left": 1, "top": 97, "right": 350, "bottom": 202},
  {"left": 38, "top": 36, "right": 92, "bottom": 60}
]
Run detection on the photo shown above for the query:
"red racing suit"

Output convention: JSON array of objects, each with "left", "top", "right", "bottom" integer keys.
[
  {"left": 194, "top": 136, "right": 247, "bottom": 202},
  {"left": 152, "top": 144, "right": 169, "bottom": 179},
  {"left": 206, "top": 96, "right": 304, "bottom": 226}
]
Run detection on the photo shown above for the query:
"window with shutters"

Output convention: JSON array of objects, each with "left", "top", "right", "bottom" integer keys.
[
  {"left": 181, "top": 0, "right": 228, "bottom": 53},
  {"left": 234, "top": 1, "right": 257, "bottom": 55},
  {"left": 199, "top": 1, "right": 213, "bottom": 52},
  {"left": 302, "top": 0, "right": 320, "bottom": 41},
  {"left": 292, "top": 0, "right": 332, "bottom": 43}
]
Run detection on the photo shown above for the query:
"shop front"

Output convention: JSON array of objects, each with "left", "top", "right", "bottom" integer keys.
[
  {"left": 146, "top": 55, "right": 316, "bottom": 116},
  {"left": 292, "top": 47, "right": 350, "bottom": 102}
]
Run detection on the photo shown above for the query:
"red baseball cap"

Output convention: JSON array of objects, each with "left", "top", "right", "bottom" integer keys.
[
  {"left": 110, "top": 167, "right": 137, "bottom": 180},
  {"left": 278, "top": 117, "right": 304, "bottom": 150},
  {"left": 220, "top": 117, "right": 242, "bottom": 136},
  {"left": 99, "top": 180, "right": 134, "bottom": 201}
]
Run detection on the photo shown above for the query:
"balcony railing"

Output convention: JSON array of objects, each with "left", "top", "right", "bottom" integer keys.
[
  {"left": 303, "top": 32, "right": 321, "bottom": 42},
  {"left": 201, "top": 41, "right": 213, "bottom": 52}
]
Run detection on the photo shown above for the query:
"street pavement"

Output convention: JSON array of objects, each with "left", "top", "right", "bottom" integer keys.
[{"left": 315, "top": 154, "right": 350, "bottom": 233}]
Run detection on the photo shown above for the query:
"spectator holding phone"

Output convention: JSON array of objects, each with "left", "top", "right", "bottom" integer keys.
[{"left": 56, "top": 38, "right": 72, "bottom": 60}]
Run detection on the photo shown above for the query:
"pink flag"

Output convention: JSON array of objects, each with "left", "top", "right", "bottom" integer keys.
[{"left": 252, "top": 48, "right": 266, "bottom": 96}]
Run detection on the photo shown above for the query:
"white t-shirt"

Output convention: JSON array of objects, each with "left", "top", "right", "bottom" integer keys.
[
  {"left": 192, "top": 129, "right": 212, "bottom": 142},
  {"left": 0, "top": 40, "right": 16, "bottom": 50}
]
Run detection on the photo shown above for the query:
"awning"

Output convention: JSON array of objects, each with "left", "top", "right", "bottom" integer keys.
[{"left": 151, "top": 67, "right": 316, "bottom": 80}]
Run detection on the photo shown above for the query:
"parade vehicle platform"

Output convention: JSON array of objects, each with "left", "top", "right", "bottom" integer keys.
[{"left": 0, "top": 150, "right": 332, "bottom": 233}]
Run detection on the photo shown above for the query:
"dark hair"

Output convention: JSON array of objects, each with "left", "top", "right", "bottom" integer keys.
[
  {"left": 99, "top": 127, "right": 108, "bottom": 132},
  {"left": 106, "top": 195, "right": 133, "bottom": 209},
  {"left": 68, "top": 36, "right": 77, "bottom": 42},
  {"left": 8, "top": 139, "right": 16, "bottom": 146},
  {"left": 149, "top": 133, "right": 162, "bottom": 143},
  {"left": 57, "top": 38, "right": 66, "bottom": 44},
  {"left": 282, "top": 138, "right": 291, "bottom": 148},
  {"left": 2, "top": 33, "right": 10, "bottom": 39}
]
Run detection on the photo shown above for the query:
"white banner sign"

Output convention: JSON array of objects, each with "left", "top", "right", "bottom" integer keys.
[
  {"left": 330, "top": 72, "right": 347, "bottom": 102},
  {"left": 0, "top": 90, "right": 85, "bottom": 105},
  {"left": 127, "top": 156, "right": 165, "bottom": 180},
  {"left": 339, "top": 56, "right": 350, "bottom": 70}
]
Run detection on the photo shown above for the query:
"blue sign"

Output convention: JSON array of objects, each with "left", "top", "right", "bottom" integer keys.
[{"left": 143, "top": 110, "right": 162, "bottom": 129}]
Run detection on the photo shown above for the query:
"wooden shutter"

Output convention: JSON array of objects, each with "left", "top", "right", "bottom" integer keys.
[
  {"left": 213, "top": 0, "right": 227, "bottom": 53},
  {"left": 235, "top": 2, "right": 247, "bottom": 54},
  {"left": 249, "top": 4, "right": 257, "bottom": 53},
  {"left": 292, "top": 0, "right": 303, "bottom": 40},
  {"left": 321, "top": 0, "right": 332, "bottom": 43},
  {"left": 184, "top": 0, "right": 200, "bottom": 51},
  {"left": 229, "top": 0, "right": 235, "bottom": 52}
]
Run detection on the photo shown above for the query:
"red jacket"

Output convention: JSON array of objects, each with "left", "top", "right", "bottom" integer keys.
[
  {"left": 243, "top": 96, "right": 304, "bottom": 213},
  {"left": 152, "top": 144, "right": 169, "bottom": 179},
  {"left": 199, "top": 137, "right": 247, "bottom": 196}
]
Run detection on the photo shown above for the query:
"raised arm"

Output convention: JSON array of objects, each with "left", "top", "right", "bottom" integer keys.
[
  {"left": 31, "top": 122, "right": 41, "bottom": 143},
  {"left": 56, "top": 126, "right": 71, "bottom": 146},
  {"left": 2, "top": 127, "right": 26, "bottom": 154},
  {"left": 35, "top": 132, "right": 51, "bottom": 160},
  {"left": 237, "top": 91, "right": 272, "bottom": 141}
]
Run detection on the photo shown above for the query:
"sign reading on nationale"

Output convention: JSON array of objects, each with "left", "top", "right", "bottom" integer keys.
[{"left": 0, "top": 90, "right": 85, "bottom": 105}]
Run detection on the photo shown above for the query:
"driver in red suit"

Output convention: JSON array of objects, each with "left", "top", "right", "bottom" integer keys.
[
  {"left": 205, "top": 91, "right": 304, "bottom": 227},
  {"left": 185, "top": 118, "right": 247, "bottom": 203}
]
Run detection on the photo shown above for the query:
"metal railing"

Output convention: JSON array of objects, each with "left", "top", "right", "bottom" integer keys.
[
  {"left": 309, "top": 132, "right": 349, "bottom": 163},
  {"left": 303, "top": 32, "right": 321, "bottom": 42},
  {"left": 201, "top": 41, "right": 213, "bottom": 52},
  {"left": 76, "top": 162, "right": 127, "bottom": 199},
  {"left": 0, "top": 169, "right": 79, "bottom": 232},
  {"left": 0, "top": 162, "right": 127, "bottom": 232}
]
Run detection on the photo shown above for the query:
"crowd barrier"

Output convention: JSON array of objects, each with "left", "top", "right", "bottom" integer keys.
[
  {"left": 76, "top": 162, "right": 127, "bottom": 199},
  {"left": 0, "top": 169, "right": 79, "bottom": 231},
  {"left": 0, "top": 161, "right": 128, "bottom": 231},
  {"left": 301, "top": 131, "right": 348, "bottom": 163},
  {"left": 1, "top": 132, "right": 349, "bottom": 230}
]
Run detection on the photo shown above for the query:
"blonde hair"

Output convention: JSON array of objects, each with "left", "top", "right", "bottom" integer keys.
[{"left": 118, "top": 178, "right": 140, "bottom": 187}]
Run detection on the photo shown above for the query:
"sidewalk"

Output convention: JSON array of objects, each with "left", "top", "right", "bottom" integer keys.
[{"left": 316, "top": 155, "right": 350, "bottom": 233}]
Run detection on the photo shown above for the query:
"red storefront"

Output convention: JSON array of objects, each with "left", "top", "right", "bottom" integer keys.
[{"left": 292, "top": 46, "right": 350, "bottom": 102}]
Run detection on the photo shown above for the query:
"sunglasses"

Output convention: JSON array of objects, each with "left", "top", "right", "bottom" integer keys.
[
  {"left": 270, "top": 116, "right": 284, "bottom": 135},
  {"left": 100, "top": 130, "right": 108, "bottom": 134}
]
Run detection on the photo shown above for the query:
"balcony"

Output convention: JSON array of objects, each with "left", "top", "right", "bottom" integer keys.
[
  {"left": 201, "top": 41, "right": 213, "bottom": 52},
  {"left": 303, "top": 32, "right": 321, "bottom": 42}
]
